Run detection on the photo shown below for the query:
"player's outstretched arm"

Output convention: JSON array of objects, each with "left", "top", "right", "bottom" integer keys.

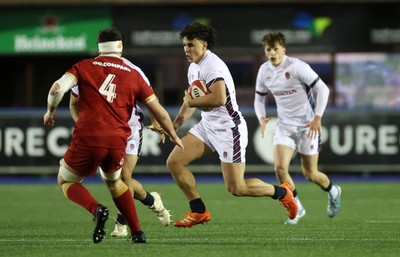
[
  {"left": 146, "top": 112, "right": 166, "bottom": 144},
  {"left": 146, "top": 98, "right": 184, "bottom": 153}
]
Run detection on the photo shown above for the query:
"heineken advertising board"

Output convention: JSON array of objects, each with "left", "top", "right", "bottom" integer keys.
[{"left": 0, "top": 8, "right": 111, "bottom": 54}]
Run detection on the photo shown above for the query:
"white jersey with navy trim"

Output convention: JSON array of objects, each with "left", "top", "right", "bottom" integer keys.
[
  {"left": 255, "top": 55, "right": 322, "bottom": 126},
  {"left": 187, "top": 50, "right": 244, "bottom": 128},
  {"left": 120, "top": 56, "right": 146, "bottom": 129}
]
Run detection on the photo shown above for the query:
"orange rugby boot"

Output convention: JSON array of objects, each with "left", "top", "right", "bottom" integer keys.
[
  {"left": 278, "top": 183, "right": 298, "bottom": 220},
  {"left": 174, "top": 209, "right": 211, "bottom": 228}
]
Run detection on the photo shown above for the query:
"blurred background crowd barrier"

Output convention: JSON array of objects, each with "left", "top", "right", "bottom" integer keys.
[
  {"left": 1, "top": 109, "right": 399, "bottom": 175},
  {"left": 0, "top": 0, "right": 399, "bottom": 175}
]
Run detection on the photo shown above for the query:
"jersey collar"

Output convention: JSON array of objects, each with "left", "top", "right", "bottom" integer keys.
[{"left": 198, "top": 50, "right": 211, "bottom": 66}]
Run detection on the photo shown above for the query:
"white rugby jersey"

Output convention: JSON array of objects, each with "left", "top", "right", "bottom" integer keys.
[
  {"left": 187, "top": 50, "right": 244, "bottom": 128},
  {"left": 121, "top": 57, "right": 145, "bottom": 128},
  {"left": 255, "top": 55, "right": 329, "bottom": 126}
]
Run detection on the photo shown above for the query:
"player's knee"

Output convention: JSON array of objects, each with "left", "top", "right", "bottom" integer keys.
[
  {"left": 104, "top": 178, "right": 122, "bottom": 192},
  {"left": 304, "top": 170, "right": 317, "bottom": 182},
  {"left": 166, "top": 154, "right": 180, "bottom": 171},
  {"left": 120, "top": 170, "right": 131, "bottom": 184}
]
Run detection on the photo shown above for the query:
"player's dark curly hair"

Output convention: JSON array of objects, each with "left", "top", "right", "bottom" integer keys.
[
  {"left": 261, "top": 32, "right": 286, "bottom": 48},
  {"left": 179, "top": 22, "right": 217, "bottom": 49},
  {"left": 97, "top": 27, "right": 123, "bottom": 43}
]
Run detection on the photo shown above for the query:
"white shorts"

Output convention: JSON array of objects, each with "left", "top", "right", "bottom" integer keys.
[
  {"left": 189, "top": 119, "right": 248, "bottom": 163},
  {"left": 125, "top": 125, "right": 143, "bottom": 156},
  {"left": 274, "top": 123, "right": 320, "bottom": 155}
]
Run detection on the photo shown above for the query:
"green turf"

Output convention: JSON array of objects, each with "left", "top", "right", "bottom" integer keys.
[{"left": 0, "top": 181, "right": 399, "bottom": 257}]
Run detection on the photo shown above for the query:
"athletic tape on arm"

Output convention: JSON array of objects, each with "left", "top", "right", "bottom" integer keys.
[{"left": 47, "top": 74, "right": 75, "bottom": 107}]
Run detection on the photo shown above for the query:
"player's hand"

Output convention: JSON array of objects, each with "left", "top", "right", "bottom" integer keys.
[
  {"left": 157, "top": 132, "right": 166, "bottom": 144},
  {"left": 44, "top": 111, "right": 55, "bottom": 127},
  {"left": 170, "top": 135, "right": 184, "bottom": 154},
  {"left": 147, "top": 124, "right": 166, "bottom": 144},
  {"left": 183, "top": 90, "right": 192, "bottom": 108},
  {"left": 259, "top": 117, "right": 272, "bottom": 138},
  {"left": 305, "top": 116, "right": 322, "bottom": 139}
]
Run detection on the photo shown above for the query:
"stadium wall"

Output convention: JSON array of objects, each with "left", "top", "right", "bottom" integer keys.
[{"left": 1, "top": 109, "right": 399, "bottom": 175}]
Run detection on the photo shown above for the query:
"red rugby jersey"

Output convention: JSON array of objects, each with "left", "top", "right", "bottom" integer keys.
[{"left": 66, "top": 55, "right": 155, "bottom": 149}]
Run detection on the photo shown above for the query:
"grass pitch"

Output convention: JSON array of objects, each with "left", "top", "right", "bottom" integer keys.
[{"left": 0, "top": 180, "right": 399, "bottom": 257}]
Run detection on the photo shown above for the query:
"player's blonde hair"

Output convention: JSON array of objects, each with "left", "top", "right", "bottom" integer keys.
[{"left": 261, "top": 32, "right": 286, "bottom": 48}]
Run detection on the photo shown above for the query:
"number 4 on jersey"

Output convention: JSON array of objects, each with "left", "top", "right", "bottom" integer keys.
[{"left": 99, "top": 74, "right": 117, "bottom": 102}]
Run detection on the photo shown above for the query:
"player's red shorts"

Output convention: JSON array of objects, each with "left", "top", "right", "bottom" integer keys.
[{"left": 63, "top": 140, "right": 125, "bottom": 177}]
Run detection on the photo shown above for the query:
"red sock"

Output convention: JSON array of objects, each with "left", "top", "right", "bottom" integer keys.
[
  {"left": 63, "top": 183, "right": 98, "bottom": 215},
  {"left": 112, "top": 183, "right": 142, "bottom": 234}
]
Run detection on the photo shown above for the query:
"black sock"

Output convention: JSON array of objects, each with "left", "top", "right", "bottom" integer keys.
[
  {"left": 272, "top": 185, "right": 286, "bottom": 200},
  {"left": 140, "top": 192, "right": 154, "bottom": 206},
  {"left": 189, "top": 198, "right": 206, "bottom": 213},
  {"left": 322, "top": 181, "right": 332, "bottom": 192},
  {"left": 116, "top": 213, "right": 126, "bottom": 225}
]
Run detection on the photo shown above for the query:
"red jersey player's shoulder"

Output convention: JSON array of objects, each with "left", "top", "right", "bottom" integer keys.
[
  {"left": 67, "top": 58, "right": 95, "bottom": 79},
  {"left": 74, "top": 57, "right": 97, "bottom": 66}
]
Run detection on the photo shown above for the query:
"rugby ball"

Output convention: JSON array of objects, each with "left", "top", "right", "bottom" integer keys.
[{"left": 188, "top": 80, "right": 208, "bottom": 99}]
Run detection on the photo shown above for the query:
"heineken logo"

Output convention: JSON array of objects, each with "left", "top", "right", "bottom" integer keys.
[
  {"left": 14, "top": 34, "right": 87, "bottom": 52},
  {"left": 0, "top": 8, "right": 111, "bottom": 53},
  {"left": 13, "top": 13, "right": 88, "bottom": 52}
]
